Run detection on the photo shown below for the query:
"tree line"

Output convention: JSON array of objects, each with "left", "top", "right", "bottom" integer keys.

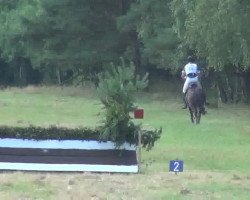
[{"left": 0, "top": 0, "right": 250, "bottom": 103}]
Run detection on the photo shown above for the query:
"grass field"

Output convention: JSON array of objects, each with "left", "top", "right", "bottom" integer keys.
[{"left": 0, "top": 85, "right": 249, "bottom": 200}]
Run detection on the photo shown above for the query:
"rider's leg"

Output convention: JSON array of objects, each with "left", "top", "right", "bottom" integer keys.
[{"left": 182, "top": 92, "right": 187, "bottom": 109}]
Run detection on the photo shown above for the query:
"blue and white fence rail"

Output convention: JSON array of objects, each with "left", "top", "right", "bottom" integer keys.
[{"left": 0, "top": 139, "right": 138, "bottom": 173}]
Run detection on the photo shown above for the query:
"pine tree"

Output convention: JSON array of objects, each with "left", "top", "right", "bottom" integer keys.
[{"left": 97, "top": 58, "right": 148, "bottom": 147}]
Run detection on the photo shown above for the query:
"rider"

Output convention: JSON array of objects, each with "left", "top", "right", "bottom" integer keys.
[{"left": 181, "top": 56, "right": 202, "bottom": 109}]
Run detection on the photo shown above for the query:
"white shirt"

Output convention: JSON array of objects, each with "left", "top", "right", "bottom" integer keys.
[{"left": 184, "top": 63, "right": 199, "bottom": 75}]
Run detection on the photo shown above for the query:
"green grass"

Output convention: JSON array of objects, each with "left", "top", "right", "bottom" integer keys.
[
  {"left": 134, "top": 93, "right": 250, "bottom": 173},
  {"left": 0, "top": 86, "right": 101, "bottom": 128},
  {"left": 189, "top": 182, "right": 250, "bottom": 200},
  {"left": 0, "top": 174, "right": 55, "bottom": 199},
  {"left": 0, "top": 85, "right": 249, "bottom": 199}
]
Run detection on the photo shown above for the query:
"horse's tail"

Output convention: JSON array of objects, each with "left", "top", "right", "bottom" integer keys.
[
  {"left": 195, "top": 87, "right": 206, "bottom": 115},
  {"left": 186, "top": 85, "right": 205, "bottom": 108}
]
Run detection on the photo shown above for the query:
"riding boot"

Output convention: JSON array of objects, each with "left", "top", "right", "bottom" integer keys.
[{"left": 182, "top": 93, "right": 187, "bottom": 109}]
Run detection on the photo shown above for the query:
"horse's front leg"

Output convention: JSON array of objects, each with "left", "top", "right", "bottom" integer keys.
[{"left": 196, "top": 111, "right": 201, "bottom": 124}]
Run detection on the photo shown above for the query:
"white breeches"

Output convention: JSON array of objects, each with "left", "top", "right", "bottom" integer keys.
[{"left": 182, "top": 77, "right": 201, "bottom": 93}]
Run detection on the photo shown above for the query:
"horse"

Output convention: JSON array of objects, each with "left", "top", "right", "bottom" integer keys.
[{"left": 185, "top": 83, "right": 206, "bottom": 124}]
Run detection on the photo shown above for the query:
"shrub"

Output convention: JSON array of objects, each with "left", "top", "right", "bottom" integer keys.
[
  {"left": 0, "top": 125, "right": 100, "bottom": 141},
  {"left": 97, "top": 59, "right": 162, "bottom": 148}
]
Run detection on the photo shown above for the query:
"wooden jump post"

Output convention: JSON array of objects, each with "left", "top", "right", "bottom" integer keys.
[{"left": 134, "top": 108, "right": 144, "bottom": 173}]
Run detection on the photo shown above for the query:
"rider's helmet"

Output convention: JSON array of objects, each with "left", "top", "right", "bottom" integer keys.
[{"left": 187, "top": 56, "right": 195, "bottom": 63}]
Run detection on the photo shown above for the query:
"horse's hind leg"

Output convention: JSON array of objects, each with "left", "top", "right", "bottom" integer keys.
[
  {"left": 200, "top": 106, "right": 206, "bottom": 115},
  {"left": 194, "top": 110, "right": 197, "bottom": 124},
  {"left": 196, "top": 111, "right": 201, "bottom": 124},
  {"left": 189, "top": 108, "right": 194, "bottom": 123}
]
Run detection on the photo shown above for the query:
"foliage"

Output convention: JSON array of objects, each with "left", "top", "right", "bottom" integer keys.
[
  {"left": 0, "top": 0, "right": 128, "bottom": 84},
  {"left": 171, "top": 0, "right": 250, "bottom": 69},
  {"left": 0, "top": 124, "right": 162, "bottom": 148},
  {"left": 1, "top": 0, "right": 250, "bottom": 74},
  {"left": 97, "top": 59, "right": 150, "bottom": 147},
  {"left": 140, "top": 127, "right": 162, "bottom": 151},
  {"left": 170, "top": 0, "right": 250, "bottom": 101},
  {"left": 117, "top": 0, "right": 183, "bottom": 72},
  {"left": 0, "top": 125, "right": 100, "bottom": 140},
  {"left": 0, "top": 0, "right": 250, "bottom": 103}
]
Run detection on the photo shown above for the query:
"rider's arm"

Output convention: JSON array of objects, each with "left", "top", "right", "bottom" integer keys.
[{"left": 181, "top": 70, "right": 186, "bottom": 80}]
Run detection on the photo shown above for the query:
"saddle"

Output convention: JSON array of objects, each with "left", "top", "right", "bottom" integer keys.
[{"left": 188, "top": 82, "right": 199, "bottom": 89}]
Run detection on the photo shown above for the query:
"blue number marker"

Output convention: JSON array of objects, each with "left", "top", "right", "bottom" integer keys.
[{"left": 169, "top": 160, "right": 183, "bottom": 173}]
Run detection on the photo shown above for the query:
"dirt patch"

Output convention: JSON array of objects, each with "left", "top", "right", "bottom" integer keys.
[
  {"left": 180, "top": 188, "right": 192, "bottom": 195},
  {"left": 0, "top": 171, "right": 249, "bottom": 199},
  {"left": 232, "top": 174, "right": 241, "bottom": 180}
]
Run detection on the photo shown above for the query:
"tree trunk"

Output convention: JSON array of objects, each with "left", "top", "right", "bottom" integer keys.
[
  {"left": 213, "top": 68, "right": 248, "bottom": 104},
  {"left": 56, "top": 67, "right": 61, "bottom": 85},
  {"left": 11, "top": 57, "right": 28, "bottom": 87},
  {"left": 215, "top": 73, "right": 228, "bottom": 103},
  {"left": 242, "top": 71, "right": 250, "bottom": 103},
  {"left": 130, "top": 31, "right": 145, "bottom": 76}
]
